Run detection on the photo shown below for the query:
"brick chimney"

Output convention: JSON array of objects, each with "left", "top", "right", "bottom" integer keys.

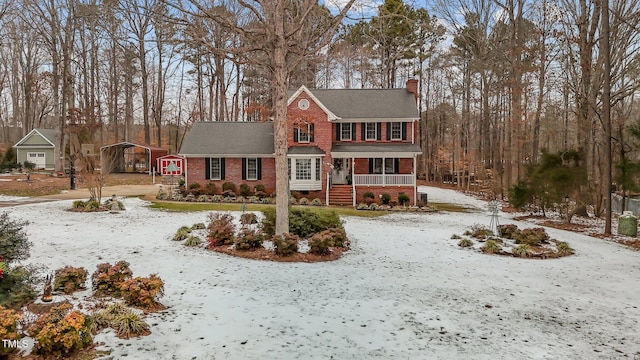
[{"left": 406, "top": 78, "right": 418, "bottom": 103}]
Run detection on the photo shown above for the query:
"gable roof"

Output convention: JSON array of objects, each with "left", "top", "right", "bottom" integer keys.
[
  {"left": 287, "top": 86, "right": 418, "bottom": 121},
  {"left": 179, "top": 121, "right": 275, "bottom": 157},
  {"left": 14, "top": 128, "right": 57, "bottom": 147}
]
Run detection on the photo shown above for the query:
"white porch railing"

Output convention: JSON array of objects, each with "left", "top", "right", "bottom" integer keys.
[{"left": 352, "top": 174, "right": 415, "bottom": 186}]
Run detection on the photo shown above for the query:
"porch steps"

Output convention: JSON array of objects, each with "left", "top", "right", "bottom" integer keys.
[{"left": 329, "top": 185, "right": 353, "bottom": 206}]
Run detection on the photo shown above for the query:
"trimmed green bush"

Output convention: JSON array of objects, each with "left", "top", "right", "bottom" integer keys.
[
  {"left": 311, "top": 198, "right": 323, "bottom": 206},
  {"left": 239, "top": 183, "right": 252, "bottom": 197},
  {"left": 205, "top": 181, "right": 218, "bottom": 195},
  {"left": 272, "top": 234, "right": 299, "bottom": 256},
  {"left": 398, "top": 192, "right": 410, "bottom": 206},
  {"left": 380, "top": 193, "right": 391, "bottom": 205},
  {"left": 222, "top": 181, "right": 237, "bottom": 193}
]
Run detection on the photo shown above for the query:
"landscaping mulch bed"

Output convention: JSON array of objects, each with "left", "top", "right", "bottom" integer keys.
[{"left": 207, "top": 245, "right": 347, "bottom": 263}]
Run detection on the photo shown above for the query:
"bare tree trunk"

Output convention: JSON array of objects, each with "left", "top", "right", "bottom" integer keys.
[{"left": 273, "top": 0, "right": 289, "bottom": 235}]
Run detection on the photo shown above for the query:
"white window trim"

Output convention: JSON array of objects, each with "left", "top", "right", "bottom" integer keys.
[
  {"left": 295, "top": 158, "right": 312, "bottom": 180},
  {"left": 246, "top": 158, "right": 258, "bottom": 180},
  {"left": 210, "top": 158, "right": 222, "bottom": 180},
  {"left": 340, "top": 123, "right": 352, "bottom": 141},
  {"left": 297, "top": 124, "right": 311, "bottom": 143},
  {"left": 391, "top": 122, "right": 402, "bottom": 140},
  {"left": 365, "top": 123, "right": 377, "bottom": 141}
]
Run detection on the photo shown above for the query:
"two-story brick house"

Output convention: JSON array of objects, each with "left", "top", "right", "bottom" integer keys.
[{"left": 179, "top": 80, "right": 421, "bottom": 205}]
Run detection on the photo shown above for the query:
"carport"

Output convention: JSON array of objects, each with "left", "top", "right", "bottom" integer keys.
[{"left": 100, "top": 142, "right": 168, "bottom": 175}]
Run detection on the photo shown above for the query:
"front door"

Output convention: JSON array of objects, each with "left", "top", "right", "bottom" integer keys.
[{"left": 332, "top": 158, "right": 351, "bottom": 184}]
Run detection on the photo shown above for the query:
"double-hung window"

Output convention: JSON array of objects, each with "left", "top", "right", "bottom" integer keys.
[
  {"left": 246, "top": 158, "right": 258, "bottom": 180},
  {"left": 390, "top": 122, "right": 402, "bottom": 140},
  {"left": 296, "top": 124, "right": 311, "bottom": 143},
  {"left": 210, "top": 158, "right": 222, "bottom": 180},
  {"left": 365, "top": 123, "right": 377, "bottom": 140},
  {"left": 341, "top": 123, "right": 352, "bottom": 141}
]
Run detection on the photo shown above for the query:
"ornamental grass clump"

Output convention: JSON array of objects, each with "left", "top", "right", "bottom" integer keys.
[
  {"left": 184, "top": 235, "right": 203, "bottom": 247},
  {"left": 112, "top": 311, "right": 150, "bottom": 339},
  {"left": 240, "top": 212, "right": 258, "bottom": 225},
  {"left": 207, "top": 212, "right": 236, "bottom": 247},
  {"left": 54, "top": 266, "right": 88, "bottom": 294},
  {"left": 514, "top": 244, "right": 532, "bottom": 258},
  {"left": 91, "top": 261, "right": 133, "bottom": 297},
  {"left": 173, "top": 225, "right": 192, "bottom": 241},
  {"left": 556, "top": 241, "right": 575, "bottom": 255},
  {"left": 482, "top": 240, "right": 501, "bottom": 254},
  {"left": 118, "top": 274, "right": 165, "bottom": 311},
  {"left": 498, "top": 224, "right": 519, "bottom": 239},
  {"left": 458, "top": 238, "right": 474, "bottom": 248}
]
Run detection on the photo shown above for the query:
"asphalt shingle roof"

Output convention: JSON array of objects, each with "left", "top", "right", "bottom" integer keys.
[
  {"left": 288, "top": 88, "right": 418, "bottom": 119},
  {"left": 179, "top": 122, "right": 274, "bottom": 156}
]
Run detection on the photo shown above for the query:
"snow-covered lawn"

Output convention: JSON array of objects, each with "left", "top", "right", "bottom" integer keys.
[{"left": 4, "top": 187, "right": 640, "bottom": 359}]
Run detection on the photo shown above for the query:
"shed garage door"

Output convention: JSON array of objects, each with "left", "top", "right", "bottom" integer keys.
[{"left": 27, "top": 152, "right": 46, "bottom": 169}]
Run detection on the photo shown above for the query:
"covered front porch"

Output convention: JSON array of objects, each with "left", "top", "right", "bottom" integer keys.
[{"left": 330, "top": 143, "right": 421, "bottom": 206}]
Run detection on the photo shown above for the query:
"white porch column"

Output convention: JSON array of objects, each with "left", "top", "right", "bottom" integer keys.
[
  {"left": 382, "top": 157, "right": 386, "bottom": 186},
  {"left": 352, "top": 157, "right": 356, "bottom": 207},
  {"left": 326, "top": 171, "right": 330, "bottom": 206}
]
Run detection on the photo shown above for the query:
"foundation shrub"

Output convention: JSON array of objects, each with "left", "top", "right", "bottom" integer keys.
[
  {"left": 205, "top": 181, "right": 218, "bottom": 195},
  {"left": 222, "top": 181, "right": 237, "bottom": 194},
  {"left": 239, "top": 183, "right": 252, "bottom": 197},
  {"left": 397, "top": 192, "right": 410, "bottom": 206},
  {"left": 54, "top": 266, "right": 88, "bottom": 294},
  {"left": 311, "top": 198, "right": 323, "bottom": 206},
  {"left": 299, "top": 197, "right": 309, "bottom": 205},
  {"left": 380, "top": 193, "right": 391, "bottom": 205}
]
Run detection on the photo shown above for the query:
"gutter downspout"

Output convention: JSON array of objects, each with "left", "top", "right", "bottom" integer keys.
[{"left": 413, "top": 155, "right": 417, "bottom": 206}]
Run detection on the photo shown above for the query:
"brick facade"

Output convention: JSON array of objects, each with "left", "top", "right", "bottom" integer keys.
[
  {"left": 183, "top": 84, "right": 419, "bottom": 205},
  {"left": 186, "top": 157, "right": 277, "bottom": 195}
]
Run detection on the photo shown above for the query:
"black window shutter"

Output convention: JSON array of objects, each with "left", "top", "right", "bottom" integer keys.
[
  {"left": 336, "top": 123, "right": 341, "bottom": 141},
  {"left": 310, "top": 124, "right": 314, "bottom": 142},
  {"left": 242, "top": 158, "right": 246, "bottom": 180},
  {"left": 293, "top": 127, "right": 299, "bottom": 142},
  {"left": 376, "top": 123, "right": 382, "bottom": 140},
  {"left": 350, "top": 123, "right": 355, "bottom": 140},
  {"left": 257, "top": 158, "right": 262, "bottom": 180},
  {"left": 368, "top": 158, "right": 373, "bottom": 173},
  {"left": 386, "top": 123, "right": 391, "bottom": 140},
  {"left": 221, "top": 158, "right": 225, "bottom": 180},
  {"left": 402, "top": 122, "right": 407, "bottom": 140},
  {"left": 394, "top": 158, "right": 400, "bottom": 174},
  {"left": 205, "top": 158, "right": 211, "bottom": 180},
  {"left": 361, "top": 123, "right": 366, "bottom": 140}
]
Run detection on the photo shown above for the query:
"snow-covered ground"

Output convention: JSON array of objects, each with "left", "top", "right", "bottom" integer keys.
[{"left": 3, "top": 187, "right": 640, "bottom": 359}]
